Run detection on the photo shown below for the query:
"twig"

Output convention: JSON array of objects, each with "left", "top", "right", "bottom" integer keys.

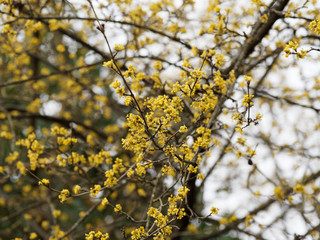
[{"left": 57, "top": 202, "right": 100, "bottom": 240}]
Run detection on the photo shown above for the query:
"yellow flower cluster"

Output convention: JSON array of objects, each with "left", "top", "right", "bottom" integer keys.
[
  {"left": 177, "top": 186, "right": 189, "bottom": 200},
  {"left": 29, "top": 232, "right": 38, "bottom": 239},
  {"left": 52, "top": 209, "right": 61, "bottom": 218},
  {"left": 57, "top": 136, "right": 77, "bottom": 146},
  {"left": 114, "top": 204, "right": 122, "bottom": 212},
  {"left": 215, "top": 53, "right": 225, "bottom": 68},
  {"left": 274, "top": 186, "right": 284, "bottom": 201},
  {"left": 210, "top": 206, "right": 219, "bottom": 215},
  {"left": 85, "top": 231, "right": 109, "bottom": 240},
  {"left": 147, "top": 207, "right": 170, "bottom": 228},
  {"left": 90, "top": 184, "right": 102, "bottom": 197},
  {"left": 131, "top": 226, "right": 148, "bottom": 240},
  {"left": 51, "top": 126, "right": 68, "bottom": 136},
  {"left": 16, "top": 133, "right": 44, "bottom": 171},
  {"left": 242, "top": 94, "right": 254, "bottom": 107},
  {"left": 26, "top": 98, "right": 41, "bottom": 113},
  {"left": 161, "top": 165, "right": 176, "bottom": 176},
  {"left": 0, "top": 131, "right": 13, "bottom": 139},
  {"left": 145, "top": 198, "right": 181, "bottom": 239},
  {"left": 103, "top": 59, "right": 114, "bottom": 68},
  {"left": 88, "top": 150, "right": 111, "bottom": 167},
  {"left": 244, "top": 75, "right": 252, "bottom": 84},
  {"left": 114, "top": 44, "right": 124, "bottom": 51},
  {"left": 259, "top": 14, "right": 268, "bottom": 23},
  {"left": 135, "top": 162, "right": 153, "bottom": 176},
  {"left": 284, "top": 41, "right": 299, "bottom": 57},
  {"left": 16, "top": 161, "right": 26, "bottom": 175},
  {"left": 309, "top": 20, "right": 320, "bottom": 35},
  {"left": 167, "top": 195, "right": 186, "bottom": 219},
  {"left": 104, "top": 169, "right": 118, "bottom": 187},
  {"left": 5, "top": 151, "right": 19, "bottom": 163},
  {"left": 51, "top": 126, "right": 77, "bottom": 146},
  {"left": 251, "top": 0, "right": 266, "bottom": 7},
  {"left": 219, "top": 215, "right": 237, "bottom": 225},
  {"left": 153, "top": 60, "right": 162, "bottom": 70},
  {"left": 58, "top": 189, "right": 70, "bottom": 203},
  {"left": 245, "top": 214, "right": 253, "bottom": 227},
  {"left": 127, "top": 6, "right": 146, "bottom": 23},
  {"left": 207, "top": 20, "right": 225, "bottom": 35},
  {"left": 48, "top": 19, "right": 64, "bottom": 31},
  {"left": 122, "top": 116, "right": 147, "bottom": 153},
  {"left": 68, "top": 152, "right": 86, "bottom": 166},
  {"left": 255, "top": 113, "right": 263, "bottom": 121},
  {"left": 293, "top": 183, "right": 305, "bottom": 194},
  {"left": 193, "top": 126, "right": 212, "bottom": 149},
  {"left": 283, "top": 41, "right": 307, "bottom": 59},
  {"left": 119, "top": 65, "right": 146, "bottom": 93},
  {"left": 101, "top": 197, "right": 109, "bottom": 206},
  {"left": 38, "top": 178, "right": 50, "bottom": 186},
  {"left": 73, "top": 185, "right": 81, "bottom": 194},
  {"left": 187, "top": 164, "right": 198, "bottom": 173},
  {"left": 98, "top": 197, "right": 109, "bottom": 211},
  {"left": 56, "top": 44, "right": 66, "bottom": 53}
]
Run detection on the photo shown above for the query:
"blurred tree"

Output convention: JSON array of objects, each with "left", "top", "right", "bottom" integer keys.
[{"left": 1, "top": 0, "right": 320, "bottom": 239}]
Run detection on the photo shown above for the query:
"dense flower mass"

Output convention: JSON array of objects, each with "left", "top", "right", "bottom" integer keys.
[{"left": 1, "top": 0, "right": 320, "bottom": 239}]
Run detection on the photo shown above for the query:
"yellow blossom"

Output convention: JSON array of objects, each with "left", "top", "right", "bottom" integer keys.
[
  {"left": 73, "top": 185, "right": 81, "bottom": 194},
  {"left": 29, "top": 232, "right": 37, "bottom": 239},
  {"left": 131, "top": 226, "right": 148, "bottom": 240},
  {"left": 6, "top": 152, "right": 19, "bottom": 163},
  {"left": 245, "top": 214, "right": 253, "bottom": 227},
  {"left": 219, "top": 217, "right": 228, "bottom": 225},
  {"left": 110, "top": 79, "right": 121, "bottom": 89},
  {"left": 0, "top": 131, "right": 13, "bottom": 139},
  {"left": 16, "top": 161, "right": 26, "bottom": 175},
  {"left": 255, "top": 113, "right": 263, "bottom": 121},
  {"left": 187, "top": 224, "right": 198, "bottom": 232},
  {"left": 38, "top": 178, "right": 50, "bottom": 185},
  {"left": 114, "top": 44, "right": 124, "bottom": 51},
  {"left": 293, "top": 183, "right": 305, "bottom": 194},
  {"left": 259, "top": 14, "right": 268, "bottom": 23},
  {"left": 58, "top": 189, "right": 70, "bottom": 203},
  {"left": 49, "top": 19, "right": 61, "bottom": 31},
  {"left": 274, "top": 186, "right": 284, "bottom": 200},
  {"left": 197, "top": 173, "right": 204, "bottom": 180},
  {"left": 41, "top": 220, "right": 50, "bottom": 230},
  {"left": 153, "top": 60, "right": 162, "bottom": 70},
  {"left": 26, "top": 98, "right": 41, "bottom": 113},
  {"left": 244, "top": 75, "right": 252, "bottom": 84},
  {"left": 309, "top": 20, "right": 320, "bottom": 35},
  {"left": 85, "top": 231, "right": 109, "bottom": 240},
  {"left": 187, "top": 164, "right": 198, "bottom": 173},
  {"left": 137, "top": 188, "right": 147, "bottom": 197},
  {"left": 177, "top": 186, "right": 190, "bottom": 200},
  {"left": 242, "top": 94, "right": 254, "bottom": 107},
  {"left": 179, "top": 125, "right": 187, "bottom": 133},
  {"left": 210, "top": 206, "right": 219, "bottom": 215},
  {"left": 182, "top": 58, "right": 191, "bottom": 68},
  {"left": 114, "top": 204, "right": 122, "bottom": 212},
  {"left": 101, "top": 197, "right": 109, "bottom": 206},
  {"left": 53, "top": 209, "right": 61, "bottom": 218},
  {"left": 90, "top": 184, "right": 102, "bottom": 197},
  {"left": 254, "top": 191, "right": 260, "bottom": 197},
  {"left": 215, "top": 53, "right": 225, "bottom": 68},
  {"left": 56, "top": 44, "right": 66, "bottom": 52},
  {"left": 103, "top": 60, "right": 114, "bottom": 68}
]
